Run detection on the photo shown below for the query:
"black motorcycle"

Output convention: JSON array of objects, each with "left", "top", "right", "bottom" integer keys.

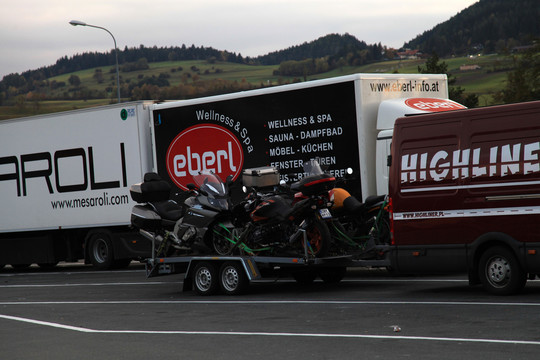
[
  {"left": 289, "top": 160, "right": 391, "bottom": 257},
  {"left": 129, "top": 171, "right": 234, "bottom": 256},
  {"left": 212, "top": 163, "right": 335, "bottom": 258}
]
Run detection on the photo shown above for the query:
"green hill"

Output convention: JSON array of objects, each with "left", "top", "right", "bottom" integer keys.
[{"left": 0, "top": 53, "right": 517, "bottom": 120}]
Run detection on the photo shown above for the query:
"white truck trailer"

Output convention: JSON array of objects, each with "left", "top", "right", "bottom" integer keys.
[
  {"left": 0, "top": 73, "right": 463, "bottom": 271},
  {"left": 150, "top": 73, "right": 463, "bottom": 201},
  {"left": 0, "top": 101, "right": 155, "bottom": 269}
]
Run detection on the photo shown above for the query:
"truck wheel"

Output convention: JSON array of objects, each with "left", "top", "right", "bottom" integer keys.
[
  {"left": 478, "top": 246, "right": 526, "bottom": 295},
  {"left": 88, "top": 232, "right": 114, "bottom": 270},
  {"left": 305, "top": 218, "right": 330, "bottom": 257},
  {"left": 192, "top": 262, "right": 219, "bottom": 296},
  {"left": 319, "top": 267, "right": 347, "bottom": 283},
  {"left": 219, "top": 261, "right": 248, "bottom": 295}
]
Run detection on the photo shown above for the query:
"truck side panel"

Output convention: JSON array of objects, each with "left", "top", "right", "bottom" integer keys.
[
  {"left": 153, "top": 80, "right": 363, "bottom": 200},
  {"left": 0, "top": 102, "right": 150, "bottom": 232},
  {"left": 152, "top": 73, "right": 449, "bottom": 201},
  {"left": 0, "top": 102, "right": 154, "bottom": 267}
]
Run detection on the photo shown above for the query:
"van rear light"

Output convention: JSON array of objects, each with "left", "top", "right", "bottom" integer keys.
[{"left": 387, "top": 196, "right": 395, "bottom": 245}]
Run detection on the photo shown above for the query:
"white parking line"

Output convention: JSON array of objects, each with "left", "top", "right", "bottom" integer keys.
[
  {"left": 0, "top": 282, "right": 174, "bottom": 288},
  {"left": 1, "top": 300, "right": 540, "bottom": 307},
  {"left": 1, "top": 313, "right": 539, "bottom": 345}
]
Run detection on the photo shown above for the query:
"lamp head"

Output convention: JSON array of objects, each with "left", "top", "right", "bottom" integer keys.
[{"left": 69, "top": 20, "right": 86, "bottom": 26}]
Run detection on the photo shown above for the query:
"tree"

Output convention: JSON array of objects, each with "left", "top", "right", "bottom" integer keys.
[
  {"left": 93, "top": 69, "right": 104, "bottom": 84},
  {"left": 68, "top": 74, "right": 81, "bottom": 87},
  {"left": 418, "top": 52, "right": 479, "bottom": 108},
  {"left": 494, "top": 44, "right": 540, "bottom": 103}
]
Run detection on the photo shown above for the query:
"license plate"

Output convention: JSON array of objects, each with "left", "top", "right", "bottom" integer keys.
[{"left": 319, "top": 208, "right": 332, "bottom": 219}]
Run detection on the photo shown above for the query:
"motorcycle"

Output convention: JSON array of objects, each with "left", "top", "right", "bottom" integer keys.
[
  {"left": 129, "top": 171, "right": 235, "bottom": 256},
  {"left": 212, "top": 163, "right": 335, "bottom": 258},
  {"left": 329, "top": 187, "right": 390, "bottom": 257},
  {"left": 290, "top": 160, "right": 390, "bottom": 257}
]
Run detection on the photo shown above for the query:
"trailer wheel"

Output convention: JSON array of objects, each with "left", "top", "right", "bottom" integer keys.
[
  {"left": 193, "top": 262, "right": 219, "bottom": 296},
  {"left": 88, "top": 232, "right": 114, "bottom": 270},
  {"left": 319, "top": 267, "right": 347, "bottom": 283},
  {"left": 478, "top": 246, "right": 526, "bottom": 295},
  {"left": 219, "top": 261, "right": 248, "bottom": 295}
]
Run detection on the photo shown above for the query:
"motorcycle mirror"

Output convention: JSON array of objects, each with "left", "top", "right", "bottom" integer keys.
[
  {"left": 242, "top": 185, "right": 248, "bottom": 193},
  {"left": 226, "top": 174, "right": 234, "bottom": 185}
]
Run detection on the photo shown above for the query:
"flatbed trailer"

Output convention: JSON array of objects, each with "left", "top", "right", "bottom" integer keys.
[{"left": 144, "top": 247, "right": 391, "bottom": 295}]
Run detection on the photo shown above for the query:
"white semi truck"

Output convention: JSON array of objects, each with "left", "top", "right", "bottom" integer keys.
[
  {"left": 0, "top": 101, "right": 155, "bottom": 269},
  {"left": 0, "top": 73, "right": 463, "bottom": 270}
]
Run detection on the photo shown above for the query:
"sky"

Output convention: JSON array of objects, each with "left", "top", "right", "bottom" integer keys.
[{"left": 0, "top": 0, "right": 479, "bottom": 79}]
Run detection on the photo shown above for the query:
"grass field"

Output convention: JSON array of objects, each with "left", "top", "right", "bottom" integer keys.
[{"left": 1, "top": 54, "right": 514, "bottom": 120}]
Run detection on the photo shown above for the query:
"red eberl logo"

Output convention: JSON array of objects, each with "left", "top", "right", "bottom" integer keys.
[
  {"left": 166, "top": 124, "right": 244, "bottom": 190},
  {"left": 405, "top": 98, "right": 467, "bottom": 112}
]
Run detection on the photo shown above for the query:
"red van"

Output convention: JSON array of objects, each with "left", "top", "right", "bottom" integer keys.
[{"left": 389, "top": 101, "right": 540, "bottom": 294}]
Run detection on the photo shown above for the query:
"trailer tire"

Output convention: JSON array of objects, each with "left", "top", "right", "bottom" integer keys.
[
  {"left": 193, "top": 262, "right": 219, "bottom": 296},
  {"left": 219, "top": 261, "right": 248, "bottom": 295},
  {"left": 88, "top": 232, "right": 114, "bottom": 270},
  {"left": 478, "top": 246, "right": 526, "bottom": 295}
]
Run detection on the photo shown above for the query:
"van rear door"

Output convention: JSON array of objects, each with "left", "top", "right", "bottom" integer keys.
[{"left": 390, "top": 116, "right": 467, "bottom": 273}]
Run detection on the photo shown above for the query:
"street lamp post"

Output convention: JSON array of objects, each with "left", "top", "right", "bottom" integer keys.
[{"left": 69, "top": 20, "right": 121, "bottom": 103}]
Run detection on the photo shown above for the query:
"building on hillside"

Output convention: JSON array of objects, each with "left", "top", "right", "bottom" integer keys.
[
  {"left": 459, "top": 64, "right": 481, "bottom": 71},
  {"left": 397, "top": 49, "right": 421, "bottom": 59}
]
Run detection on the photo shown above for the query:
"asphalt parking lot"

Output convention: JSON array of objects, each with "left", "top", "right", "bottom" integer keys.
[{"left": 1, "top": 262, "right": 540, "bottom": 359}]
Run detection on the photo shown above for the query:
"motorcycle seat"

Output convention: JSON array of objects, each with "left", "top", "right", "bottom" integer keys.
[
  {"left": 342, "top": 195, "right": 385, "bottom": 214},
  {"left": 151, "top": 200, "right": 184, "bottom": 222}
]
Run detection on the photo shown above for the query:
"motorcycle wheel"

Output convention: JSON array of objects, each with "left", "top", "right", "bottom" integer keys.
[
  {"left": 211, "top": 223, "right": 236, "bottom": 256},
  {"left": 304, "top": 217, "right": 330, "bottom": 257},
  {"left": 373, "top": 213, "right": 391, "bottom": 245}
]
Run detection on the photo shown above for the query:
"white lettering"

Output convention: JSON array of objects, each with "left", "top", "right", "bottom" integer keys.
[
  {"left": 452, "top": 149, "right": 470, "bottom": 179},
  {"left": 172, "top": 142, "right": 236, "bottom": 178},
  {"left": 174, "top": 154, "right": 186, "bottom": 177},
  {"left": 400, "top": 142, "right": 540, "bottom": 184},
  {"left": 429, "top": 151, "right": 450, "bottom": 181},
  {"left": 524, "top": 142, "right": 540, "bottom": 174}
]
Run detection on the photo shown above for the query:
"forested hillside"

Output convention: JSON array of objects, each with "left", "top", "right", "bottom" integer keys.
[
  {"left": 404, "top": 0, "right": 539, "bottom": 56},
  {"left": 1, "top": 0, "right": 539, "bottom": 113}
]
